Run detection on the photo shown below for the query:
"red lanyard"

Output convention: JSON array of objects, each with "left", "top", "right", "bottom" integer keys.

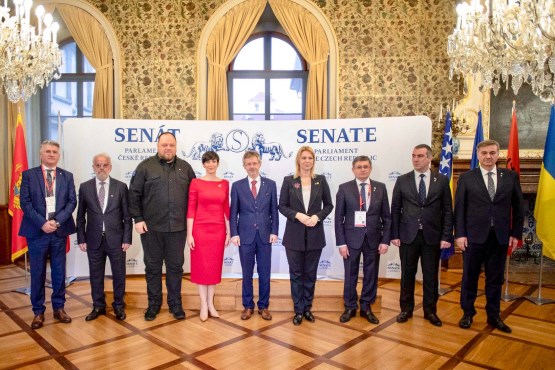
[{"left": 42, "top": 167, "right": 55, "bottom": 196}]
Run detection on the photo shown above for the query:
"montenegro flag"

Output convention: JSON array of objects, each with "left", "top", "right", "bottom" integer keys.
[
  {"left": 535, "top": 104, "right": 555, "bottom": 260},
  {"left": 8, "top": 113, "right": 29, "bottom": 262}
]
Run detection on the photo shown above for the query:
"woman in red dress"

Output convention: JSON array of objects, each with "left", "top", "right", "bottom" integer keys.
[{"left": 187, "top": 151, "right": 230, "bottom": 321}]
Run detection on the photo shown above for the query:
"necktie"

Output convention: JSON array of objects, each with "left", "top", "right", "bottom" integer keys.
[
  {"left": 251, "top": 180, "right": 257, "bottom": 198},
  {"left": 487, "top": 172, "right": 495, "bottom": 201},
  {"left": 46, "top": 169, "right": 54, "bottom": 197},
  {"left": 419, "top": 174, "right": 426, "bottom": 205},
  {"left": 98, "top": 181, "right": 106, "bottom": 209},
  {"left": 360, "top": 182, "right": 367, "bottom": 211}
]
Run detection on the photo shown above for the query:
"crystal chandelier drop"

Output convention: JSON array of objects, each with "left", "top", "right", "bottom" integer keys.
[
  {"left": 447, "top": 0, "right": 555, "bottom": 102},
  {"left": 0, "top": 0, "right": 62, "bottom": 103}
]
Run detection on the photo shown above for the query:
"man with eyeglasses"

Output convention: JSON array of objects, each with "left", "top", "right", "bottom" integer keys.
[
  {"left": 19, "top": 140, "right": 77, "bottom": 329},
  {"left": 391, "top": 144, "right": 453, "bottom": 327},
  {"left": 335, "top": 156, "right": 391, "bottom": 324},
  {"left": 76, "top": 153, "right": 132, "bottom": 321}
]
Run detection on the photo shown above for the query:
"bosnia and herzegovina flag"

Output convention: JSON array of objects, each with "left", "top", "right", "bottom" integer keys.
[
  {"left": 535, "top": 104, "right": 555, "bottom": 261},
  {"left": 439, "top": 111, "right": 454, "bottom": 260}
]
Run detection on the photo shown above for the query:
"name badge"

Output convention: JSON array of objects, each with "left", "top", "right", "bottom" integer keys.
[
  {"left": 354, "top": 211, "right": 366, "bottom": 227},
  {"left": 46, "top": 196, "right": 56, "bottom": 219}
]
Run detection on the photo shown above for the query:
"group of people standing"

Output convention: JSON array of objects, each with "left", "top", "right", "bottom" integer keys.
[{"left": 18, "top": 133, "right": 523, "bottom": 334}]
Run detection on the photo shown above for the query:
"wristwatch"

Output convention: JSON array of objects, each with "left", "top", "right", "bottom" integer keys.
[{"left": 55, "top": 221, "right": 61, "bottom": 228}]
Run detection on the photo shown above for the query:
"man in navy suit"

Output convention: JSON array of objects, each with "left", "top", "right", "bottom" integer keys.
[
  {"left": 455, "top": 140, "right": 524, "bottom": 333},
  {"left": 19, "top": 140, "right": 77, "bottom": 329},
  {"left": 335, "top": 156, "right": 391, "bottom": 324},
  {"left": 230, "top": 151, "right": 279, "bottom": 320},
  {"left": 77, "top": 153, "right": 132, "bottom": 321},
  {"left": 391, "top": 144, "right": 453, "bottom": 327}
]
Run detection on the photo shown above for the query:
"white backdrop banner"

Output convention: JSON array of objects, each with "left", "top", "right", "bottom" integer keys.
[{"left": 63, "top": 117, "right": 431, "bottom": 279}]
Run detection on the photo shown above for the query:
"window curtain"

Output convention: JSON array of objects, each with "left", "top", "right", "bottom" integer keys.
[
  {"left": 268, "top": 0, "right": 329, "bottom": 120},
  {"left": 206, "top": 0, "right": 266, "bottom": 120},
  {"left": 57, "top": 4, "right": 113, "bottom": 119}
]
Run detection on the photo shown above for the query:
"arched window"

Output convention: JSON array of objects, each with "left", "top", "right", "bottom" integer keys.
[
  {"left": 229, "top": 33, "right": 307, "bottom": 120},
  {"left": 40, "top": 39, "right": 95, "bottom": 140}
]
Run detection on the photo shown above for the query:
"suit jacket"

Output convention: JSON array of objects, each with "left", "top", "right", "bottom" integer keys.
[
  {"left": 76, "top": 177, "right": 132, "bottom": 249},
  {"left": 335, "top": 179, "right": 391, "bottom": 249},
  {"left": 279, "top": 174, "right": 334, "bottom": 251},
  {"left": 229, "top": 176, "right": 279, "bottom": 245},
  {"left": 391, "top": 171, "right": 453, "bottom": 245},
  {"left": 19, "top": 166, "right": 77, "bottom": 238},
  {"left": 454, "top": 167, "right": 524, "bottom": 245}
]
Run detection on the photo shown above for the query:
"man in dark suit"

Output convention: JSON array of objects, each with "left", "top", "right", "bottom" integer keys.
[
  {"left": 230, "top": 151, "right": 279, "bottom": 321},
  {"left": 391, "top": 144, "right": 453, "bottom": 327},
  {"left": 335, "top": 156, "right": 391, "bottom": 324},
  {"left": 77, "top": 153, "right": 132, "bottom": 321},
  {"left": 455, "top": 139, "right": 524, "bottom": 333},
  {"left": 19, "top": 140, "right": 76, "bottom": 329}
]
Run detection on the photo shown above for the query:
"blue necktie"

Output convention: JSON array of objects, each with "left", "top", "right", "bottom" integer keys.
[
  {"left": 419, "top": 174, "right": 426, "bottom": 205},
  {"left": 360, "top": 182, "right": 367, "bottom": 211}
]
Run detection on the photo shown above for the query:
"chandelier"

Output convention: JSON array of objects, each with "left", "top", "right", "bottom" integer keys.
[
  {"left": 447, "top": 0, "right": 555, "bottom": 102},
  {"left": 0, "top": 0, "right": 62, "bottom": 103}
]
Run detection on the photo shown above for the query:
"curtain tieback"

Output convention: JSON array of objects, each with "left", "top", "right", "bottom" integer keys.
[
  {"left": 309, "top": 58, "right": 328, "bottom": 68},
  {"left": 208, "top": 61, "right": 227, "bottom": 69},
  {"left": 96, "top": 63, "right": 112, "bottom": 71}
]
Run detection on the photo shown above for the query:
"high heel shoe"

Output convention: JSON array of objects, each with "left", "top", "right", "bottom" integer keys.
[
  {"left": 200, "top": 306, "right": 208, "bottom": 322},
  {"left": 208, "top": 307, "right": 220, "bottom": 318}
]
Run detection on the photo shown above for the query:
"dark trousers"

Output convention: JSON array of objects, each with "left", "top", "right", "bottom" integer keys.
[
  {"left": 343, "top": 235, "right": 380, "bottom": 311},
  {"left": 238, "top": 231, "right": 272, "bottom": 309},
  {"left": 141, "top": 230, "right": 186, "bottom": 309},
  {"left": 285, "top": 248, "right": 322, "bottom": 314},
  {"left": 461, "top": 229, "right": 507, "bottom": 318},
  {"left": 87, "top": 235, "right": 126, "bottom": 309},
  {"left": 28, "top": 233, "right": 67, "bottom": 315},
  {"left": 399, "top": 230, "right": 440, "bottom": 315}
]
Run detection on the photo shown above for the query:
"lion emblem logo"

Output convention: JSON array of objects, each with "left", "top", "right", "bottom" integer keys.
[
  {"left": 248, "top": 132, "right": 292, "bottom": 161},
  {"left": 183, "top": 132, "right": 227, "bottom": 160}
]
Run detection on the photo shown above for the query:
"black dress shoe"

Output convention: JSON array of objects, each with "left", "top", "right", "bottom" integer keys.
[
  {"left": 114, "top": 308, "right": 126, "bottom": 321},
  {"left": 360, "top": 309, "right": 379, "bottom": 324},
  {"left": 459, "top": 314, "right": 473, "bottom": 329},
  {"left": 293, "top": 313, "right": 303, "bottom": 326},
  {"left": 339, "top": 309, "right": 357, "bottom": 323},
  {"left": 487, "top": 317, "right": 512, "bottom": 333},
  {"left": 170, "top": 306, "right": 186, "bottom": 320},
  {"left": 85, "top": 307, "right": 106, "bottom": 321},
  {"left": 425, "top": 313, "right": 442, "bottom": 327},
  {"left": 303, "top": 311, "right": 315, "bottom": 322},
  {"left": 396, "top": 311, "right": 413, "bottom": 323},
  {"left": 144, "top": 306, "right": 160, "bottom": 321}
]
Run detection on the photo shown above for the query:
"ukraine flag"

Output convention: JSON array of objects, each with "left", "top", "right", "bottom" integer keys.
[{"left": 535, "top": 104, "right": 555, "bottom": 260}]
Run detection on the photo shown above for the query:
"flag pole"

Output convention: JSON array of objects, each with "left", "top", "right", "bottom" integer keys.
[
  {"left": 501, "top": 255, "right": 520, "bottom": 301},
  {"left": 523, "top": 242, "right": 555, "bottom": 305},
  {"left": 13, "top": 253, "right": 31, "bottom": 295}
]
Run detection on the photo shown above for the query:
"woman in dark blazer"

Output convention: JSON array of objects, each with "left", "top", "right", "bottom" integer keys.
[{"left": 279, "top": 145, "right": 334, "bottom": 326}]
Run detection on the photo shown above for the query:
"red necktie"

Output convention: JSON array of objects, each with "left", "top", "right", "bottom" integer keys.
[{"left": 251, "top": 180, "right": 257, "bottom": 198}]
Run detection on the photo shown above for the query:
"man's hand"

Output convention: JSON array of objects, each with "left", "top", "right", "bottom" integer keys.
[
  {"left": 122, "top": 243, "right": 131, "bottom": 251},
  {"left": 134, "top": 221, "right": 148, "bottom": 234},
  {"left": 391, "top": 239, "right": 400, "bottom": 247},
  {"left": 231, "top": 236, "right": 240, "bottom": 246},
  {"left": 339, "top": 246, "right": 349, "bottom": 259},
  {"left": 440, "top": 240, "right": 451, "bottom": 249},
  {"left": 378, "top": 243, "right": 389, "bottom": 254},
  {"left": 41, "top": 221, "right": 57, "bottom": 233},
  {"left": 269, "top": 234, "right": 278, "bottom": 243},
  {"left": 508, "top": 236, "right": 520, "bottom": 254},
  {"left": 79, "top": 243, "right": 87, "bottom": 252},
  {"left": 455, "top": 237, "right": 468, "bottom": 251}
]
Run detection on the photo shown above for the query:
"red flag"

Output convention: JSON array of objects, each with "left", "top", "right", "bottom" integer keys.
[
  {"left": 8, "top": 113, "right": 29, "bottom": 262},
  {"left": 506, "top": 105, "right": 522, "bottom": 253}
]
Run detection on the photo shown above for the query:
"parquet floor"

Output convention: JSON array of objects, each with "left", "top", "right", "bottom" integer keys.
[{"left": 1, "top": 264, "right": 554, "bottom": 370}]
